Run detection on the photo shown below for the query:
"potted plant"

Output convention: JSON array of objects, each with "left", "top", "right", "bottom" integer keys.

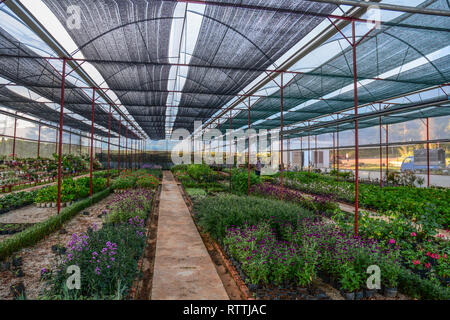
[
  {"left": 339, "top": 264, "right": 361, "bottom": 300},
  {"left": 381, "top": 259, "right": 401, "bottom": 298}
]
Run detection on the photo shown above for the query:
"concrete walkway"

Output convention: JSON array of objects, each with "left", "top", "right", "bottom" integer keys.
[{"left": 151, "top": 171, "right": 229, "bottom": 300}]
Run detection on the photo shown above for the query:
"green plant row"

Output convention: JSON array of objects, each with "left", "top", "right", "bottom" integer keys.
[
  {"left": 277, "top": 171, "right": 450, "bottom": 228},
  {"left": 194, "top": 194, "right": 313, "bottom": 241},
  {"left": 0, "top": 188, "right": 111, "bottom": 261}
]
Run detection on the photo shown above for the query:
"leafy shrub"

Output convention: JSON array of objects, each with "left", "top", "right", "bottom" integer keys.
[
  {"left": 187, "top": 164, "right": 217, "bottom": 182},
  {"left": 231, "top": 168, "right": 260, "bottom": 194},
  {"left": 112, "top": 176, "right": 136, "bottom": 190},
  {"left": 398, "top": 270, "right": 450, "bottom": 300}
]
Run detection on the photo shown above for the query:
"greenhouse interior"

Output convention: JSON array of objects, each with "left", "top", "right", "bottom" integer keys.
[{"left": 0, "top": 0, "right": 449, "bottom": 307}]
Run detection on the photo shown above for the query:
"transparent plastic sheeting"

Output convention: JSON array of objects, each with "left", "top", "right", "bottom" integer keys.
[
  {"left": 0, "top": 87, "right": 118, "bottom": 138},
  {"left": 219, "top": 0, "right": 450, "bottom": 133}
]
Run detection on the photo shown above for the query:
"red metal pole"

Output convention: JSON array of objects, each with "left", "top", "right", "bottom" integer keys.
[
  {"left": 229, "top": 111, "right": 232, "bottom": 191},
  {"left": 300, "top": 136, "right": 303, "bottom": 170},
  {"left": 379, "top": 104, "right": 383, "bottom": 187},
  {"left": 55, "top": 124, "right": 58, "bottom": 155},
  {"left": 57, "top": 58, "right": 66, "bottom": 214},
  {"left": 427, "top": 117, "right": 430, "bottom": 187},
  {"left": 315, "top": 135, "right": 318, "bottom": 168},
  {"left": 333, "top": 132, "right": 335, "bottom": 171},
  {"left": 126, "top": 127, "right": 128, "bottom": 171},
  {"left": 12, "top": 113, "right": 17, "bottom": 159},
  {"left": 69, "top": 129, "right": 71, "bottom": 155},
  {"left": 247, "top": 97, "right": 251, "bottom": 196},
  {"left": 118, "top": 117, "right": 121, "bottom": 174},
  {"left": 308, "top": 122, "right": 311, "bottom": 175},
  {"left": 107, "top": 104, "right": 111, "bottom": 187},
  {"left": 90, "top": 88, "right": 95, "bottom": 197},
  {"left": 337, "top": 113, "right": 340, "bottom": 182},
  {"left": 352, "top": 20, "right": 359, "bottom": 236},
  {"left": 280, "top": 72, "right": 284, "bottom": 201},
  {"left": 386, "top": 124, "right": 389, "bottom": 177},
  {"left": 37, "top": 124, "right": 41, "bottom": 158}
]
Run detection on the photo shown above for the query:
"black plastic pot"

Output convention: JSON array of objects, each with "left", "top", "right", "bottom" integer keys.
[
  {"left": 342, "top": 292, "right": 355, "bottom": 300},
  {"left": 12, "top": 256, "right": 22, "bottom": 267},
  {"left": 354, "top": 291, "right": 363, "bottom": 300},
  {"left": 383, "top": 287, "right": 398, "bottom": 298},
  {"left": 364, "top": 289, "right": 376, "bottom": 298},
  {"left": 10, "top": 282, "right": 25, "bottom": 299}
]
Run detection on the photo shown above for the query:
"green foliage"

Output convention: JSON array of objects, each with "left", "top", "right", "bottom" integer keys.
[
  {"left": 280, "top": 171, "right": 450, "bottom": 228},
  {"left": 171, "top": 164, "right": 189, "bottom": 173},
  {"left": 187, "top": 164, "right": 217, "bottom": 183},
  {"left": 339, "top": 264, "right": 361, "bottom": 292},
  {"left": 398, "top": 271, "right": 450, "bottom": 300},
  {"left": 230, "top": 168, "right": 260, "bottom": 194},
  {"left": 35, "top": 177, "right": 107, "bottom": 203},
  {"left": 0, "top": 191, "right": 37, "bottom": 213},
  {"left": 194, "top": 194, "right": 313, "bottom": 241},
  {"left": 136, "top": 174, "right": 159, "bottom": 189}
]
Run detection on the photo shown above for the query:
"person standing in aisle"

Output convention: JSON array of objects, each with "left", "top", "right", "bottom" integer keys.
[{"left": 255, "top": 157, "right": 262, "bottom": 176}]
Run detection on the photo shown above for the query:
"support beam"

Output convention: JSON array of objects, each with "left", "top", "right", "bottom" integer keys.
[
  {"left": 90, "top": 88, "right": 95, "bottom": 197},
  {"left": 12, "top": 113, "right": 17, "bottom": 159},
  {"left": 247, "top": 98, "right": 251, "bottom": 196},
  {"left": 280, "top": 72, "right": 284, "bottom": 201},
  {"left": 427, "top": 117, "right": 430, "bottom": 187},
  {"left": 37, "top": 124, "right": 41, "bottom": 158},
  {"left": 56, "top": 58, "right": 66, "bottom": 215},
  {"left": 107, "top": 104, "right": 111, "bottom": 187},
  {"left": 352, "top": 20, "right": 360, "bottom": 236},
  {"left": 118, "top": 117, "right": 121, "bottom": 174},
  {"left": 306, "top": 0, "right": 450, "bottom": 17}
]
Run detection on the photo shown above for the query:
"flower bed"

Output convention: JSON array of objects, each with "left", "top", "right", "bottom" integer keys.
[
  {"left": 193, "top": 193, "right": 450, "bottom": 300},
  {"left": 40, "top": 187, "right": 155, "bottom": 300},
  {"left": 104, "top": 189, "right": 154, "bottom": 225},
  {"left": 41, "top": 219, "right": 147, "bottom": 299}
]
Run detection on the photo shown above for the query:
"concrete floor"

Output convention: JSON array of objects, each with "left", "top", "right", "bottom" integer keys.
[{"left": 151, "top": 171, "right": 229, "bottom": 300}]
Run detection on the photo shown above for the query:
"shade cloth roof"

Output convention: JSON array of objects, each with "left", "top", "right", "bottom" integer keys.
[{"left": 219, "top": 0, "right": 450, "bottom": 134}]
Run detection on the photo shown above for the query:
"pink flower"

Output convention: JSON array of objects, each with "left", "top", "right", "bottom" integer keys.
[
  {"left": 411, "top": 232, "right": 416, "bottom": 237},
  {"left": 424, "top": 263, "right": 431, "bottom": 269},
  {"left": 412, "top": 260, "right": 421, "bottom": 265},
  {"left": 389, "top": 239, "right": 396, "bottom": 244}
]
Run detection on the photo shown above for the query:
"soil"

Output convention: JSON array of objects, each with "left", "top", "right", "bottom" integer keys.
[
  {"left": 0, "top": 193, "right": 115, "bottom": 300},
  {"left": 130, "top": 186, "right": 161, "bottom": 300},
  {"left": 0, "top": 205, "right": 56, "bottom": 225}
]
